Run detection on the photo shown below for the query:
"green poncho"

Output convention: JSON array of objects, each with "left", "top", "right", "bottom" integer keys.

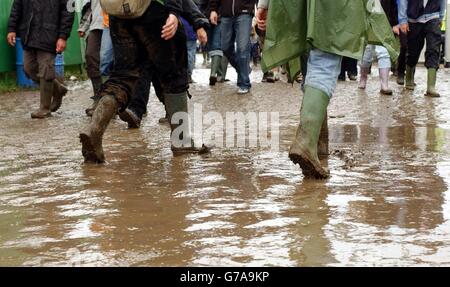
[{"left": 261, "top": 0, "right": 400, "bottom": 81}]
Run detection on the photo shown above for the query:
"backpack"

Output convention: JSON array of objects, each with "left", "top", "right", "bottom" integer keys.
[{"left": 99, "top": 0, "right": 152, "bottom": 19}]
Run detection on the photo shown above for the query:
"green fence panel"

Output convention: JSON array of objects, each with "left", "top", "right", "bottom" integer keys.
[
  {"left": 0, "top": 0, "right": 15, "bottom": 73},
  {"left": 64, "top": 12, "right": 85, "bottom": 66}
]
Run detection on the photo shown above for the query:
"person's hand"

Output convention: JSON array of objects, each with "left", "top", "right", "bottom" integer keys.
[
  {"left": 256, "top": 8, "right": 268, "bottom": 31},
  {"left": 7, "top": 32, "right": 16, "bottom": 47},
  {"left": 392, "top": 25, "right": 400, "bottom": 35},
  {"left": 162, "top": 14, "right": 178, "bottom": 40},
  {"left": 210, "top": 11, "right": 218, "bottom": 25},
  {"left": 197, "top": 28, "right": 207, "bottom": 45},
  {"left": 78, "top": 31, "right": 85, "bottom": 38},
  {"left": 400, "top": 23, "right": 409, "bottom": 34},
  {"left": 56, "top": 38, "right": 67, "bottom": 53}
]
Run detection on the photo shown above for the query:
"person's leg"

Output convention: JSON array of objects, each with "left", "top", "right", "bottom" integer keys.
[
  {"left": 234, "top": 14, "right": 252, "bottom": 92},
  {"left": 186, "top": 40, "right": 197, "bottom": 83},
  {"left": 289, "top": 48, "right": 342, "bottom": 179},
  {"left": 375, "top": 45, "right": 392, "bottom": 95},
  {"left": 359, "top": 45, "right": 374, "bottom": 89},
  {"left": 31, "top": 51, "right": 56, "bottom": 119},
  {"left": 80, "top": 16, "right": 140, "bottom": 163},
  {"left": 397, "top": 32, "right": 408, "bottom": 85},
  {"left": 85, "top": 29, "right": 104, "bottom": 116},
  {"left": 424, "top": 19, "right": 442, "bottom": 97},
  {"left": 347, "top": 58, "right": 358, "bottom": 80},
  {"left": 100, "top": 27, "right": 114, "bottom": 77},
  {"left": 208, "top": 22, "right": 224, "bottom": 85},
  {"left": 406, "top": 22, "right": 426, "bottom": 89},
  {"left": 220, "top": 17, "right": 238, "bottom": 73},
  {"left": 338, "top": 57, "right": 347, "bottom": 81}
]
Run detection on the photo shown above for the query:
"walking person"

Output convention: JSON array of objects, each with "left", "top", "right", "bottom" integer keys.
[
  {"left": 258, "top": 0, "right": 398, "bottom": 178},
  {"left": 79, "top": 0, "right": 105, "bottom": 116},
  {"left": 7, "top": 0, "right": 74, "bottom": 118},
  {"left": 210, "top": 0, "right": 257, "bottom": 94},
  {"left": 399, "top": 0, "right": 446, "bottom": 97},
  {"left": 80, "top": 0, "right": 210, "bottom": 163}
]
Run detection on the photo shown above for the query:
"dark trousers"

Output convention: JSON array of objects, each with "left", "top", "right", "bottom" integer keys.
[
  {"left": 339, "top": 57, "right": 357, "bottom": 78},
  {"left": 397, "top": 31, "right": 408, "bottom": 76},
  {"left": 85, "top": 29, "right": 102, "bottom": 79},
  {"left": 102, "top": 2, "right": 188, "bottom": 109},
  {"left": 128, "top": 59, "right": 164, "bottom": 119},
  {"left": 23, "top": 49, "right": 55, "bottom": 81},
  {"left": 407, "top": 19, "right": 441, "bottom": 69}
]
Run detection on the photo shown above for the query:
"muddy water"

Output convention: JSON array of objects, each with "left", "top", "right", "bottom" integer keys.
[{"left": 1, "top": 63, "right": 450, "bottom": 266}]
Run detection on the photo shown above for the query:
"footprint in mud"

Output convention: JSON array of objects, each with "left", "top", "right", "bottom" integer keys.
[{"left": 331, "top": 149, "right": 364, "bottom": 170}]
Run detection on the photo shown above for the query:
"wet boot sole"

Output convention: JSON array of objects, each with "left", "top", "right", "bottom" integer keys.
[
  {"left": 425, "top": 92, "right": 440, "bottom": 98},
  {"left": 80, "top": 133, "right": 105, "bottom": 164},
  {"left": 289, "top": 151, "right": 329, "bottom": 179},
  {"left": 172, "top": 145, "right": 211, "bottom": 156},
  {"left": 118, "top": 110, "right": 141, "bottom": 129}
]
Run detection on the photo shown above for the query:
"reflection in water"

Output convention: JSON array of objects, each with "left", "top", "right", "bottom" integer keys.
[{"left": 0, "top": 65, "right": 450, "bottom": 266}]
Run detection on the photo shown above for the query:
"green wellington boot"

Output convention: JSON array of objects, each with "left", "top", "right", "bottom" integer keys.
[
  {"left": 317, "top": 112, "right": 329, "bottom": 159},
  {"left": 50, "top": 78, "right": 68, "bottom": 112},
  {"left": 165, "top": 92, "right": 210, "bottom": 155},
  {"left": 209, "top": 55, "right": 221, "bottom": 86},
  {"left": 217, "top": 56, "right": 229, "bottom": 83},
  {"left": 31, "top": 79, "right": 54, "bottom": 119},
  {"left": 79, "top": 95, "right": 118, "bottom": 163},
  {"left": 289, "top": 86, "right": 330, "bottom": 179},
  {"left": 405, "top": 65, "right": 416, "bottom": 90},
  {"left": 425, "top": 68, "right": 440, "bottom": 97}
]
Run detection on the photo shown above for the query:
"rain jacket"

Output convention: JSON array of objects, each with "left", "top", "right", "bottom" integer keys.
[{"left": 261, "top": 0, "right": 400, "bottom": 81}]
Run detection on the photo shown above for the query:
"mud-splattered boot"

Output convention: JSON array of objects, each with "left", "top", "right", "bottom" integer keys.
[
  {"left": 217, "top": 56, "right": 229, "bottom": 83},
  {"left": 50, "top": 78, "right": 68, "bottom": 112},
  {"left": 425, "top": 68, "right": 440, "bottom": 97},
  {"left": 85, "top": 77, "right": 103, "bottom": 117},
  {"left": 405, "top": 65, "right": 416, "bottom": 90},
  {"left": 358, "top": 67, "right": 369, "bottom": 90},
  {"left": 31, "top": 79, "right": 53, "bottom": 119},
  {"left": 79, "top": 95, "right": 118, "bottom": 163},
  {"left": 318, "top": 112, "right": 329, "bottom": 159},
  {"left": 165, "top": 92, "right": 210, "bottom": 155},
  {"left": 209, "top": 55, "right": 221, "bottom": 86},
  {"left": 289, "top": 86, "right": 330, "bottom": 179},
  {"left": 379, "top": 68, "right": 393, "bottom": 95}
]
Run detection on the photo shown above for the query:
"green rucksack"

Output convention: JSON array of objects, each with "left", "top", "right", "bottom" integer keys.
[{"left": 100, "top": 0, "right": 162, "bottom": 19}]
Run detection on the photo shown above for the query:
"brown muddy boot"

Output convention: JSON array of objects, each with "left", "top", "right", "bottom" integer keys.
[
  {"left": 85, "top": 77, "right": 103, "bottom": 117},
  {"left": 358, "top": 67, "right": 369, "bottom": 89},
  {"left": 318, "top": 112, "right": 329, "bottom": 159},
  {"left": 379, "top": 68, "right": 393, "bottom": 95},
  {"left": 31, "top": 79, "right": 53, "bottom": 119},
  {"left": 165, "top": 92, "right": 210, "bottom": 155},
  {"left": 50, "top": 78, "right": 68, "bottom": 112},
  {"left": 79, "top": 95, "right": 118, "bottom": 163},
  {"left": 289, "top": 86, "right": 330, "bottom": 179}
]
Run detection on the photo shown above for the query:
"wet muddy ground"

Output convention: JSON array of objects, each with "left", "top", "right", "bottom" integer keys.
[{"left": 1, "top": 60, "right": 450, "bottom": 266}]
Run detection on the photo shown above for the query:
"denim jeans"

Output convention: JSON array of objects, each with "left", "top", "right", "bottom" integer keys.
[
  {"left": 187, "top": 40, "right": 197, "bottom": 76},
  {"left": 221, "top": 14, "right": 252, "bottom": 89},
  {"left": 207, "top": 22, "right": 223, "bottom": 57},
  {"left": 360, "top": 45, "right": 391, "bottom": 69},
  {"left": 100, "top": 28, "right": 114, "bottom": 76},
  {"left": 305, "top": 49, "right": 342, "bottom": 98}
]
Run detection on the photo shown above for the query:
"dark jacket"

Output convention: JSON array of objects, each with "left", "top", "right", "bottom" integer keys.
[
  {"left": 210, "top": 0, "right": 258, "bottom": 17},
  {"left": 380, "top": 0, "right": 398, "bottom": 27},
  {"left": 181, "top": 0, "right": 210, "bottom": 31},
  {"left": 407, "top": 0, "right": 442, "bottom": 21},
  {"left": 8, "top": 0, "right": 74, "bottom": 54}
]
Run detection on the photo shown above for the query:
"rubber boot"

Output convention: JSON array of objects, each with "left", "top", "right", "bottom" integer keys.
[
  {"left": 405, "top": 65, "right": 416, "bottom": 90},
  {"left": 85, "top": 77, "right": 103, "bottom": 117},
  {"left": 50, "top": 78, "right": 68, "bottom": 112},
  {"left": 425, "top": 68, "right": 440, "bottom": 97},
  {"left": 289, "top": 86, "right": 330, "bottom": 179},
  {"left": 209, "top": 55, "right": 221, "bottom": 86},
  {"left": 165, "top": 92, "right": 210, "bottom": 155},
  {"left": 31, "top": 79, "right": 53, "bottom": 119},
  {"left": 397, "top": 73, "right": 405, "bottom": 85},
  {"left": 379, "top": 68, "right": 393, "bottom": 95},
  {"left": 79, "top": 95, "right": 118, "bottom": 163},
  {"left": 358, "top": 67, "right": 369, "bottom": 89},
  {"left": 217, "top": 56, "right": 229, "bottom": 83},
  {"left": 317, "top": 112, "right": 329, "bottom": 159}
]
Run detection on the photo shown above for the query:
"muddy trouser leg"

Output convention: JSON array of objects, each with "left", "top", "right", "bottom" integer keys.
[
  {"left": 86, "top": 30, "right": 103, "bottom": 99},
  {"left": 127, "top": 59, "right": 153, "bottom": 119},
  {"left": 407, "top": 22, "right": 426, "bottom": 68},
  {"left": 80, "top": 16, "right": 140, "bottom": 163},
  {"left": 424, "top": 19, "right": 441, "bottom": 70},
  {"left": 397, "top": 32, "right": 408, "bottom": 77},
  {"left": 289, "top": 49, "right": 342, "bottom": 178}
]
